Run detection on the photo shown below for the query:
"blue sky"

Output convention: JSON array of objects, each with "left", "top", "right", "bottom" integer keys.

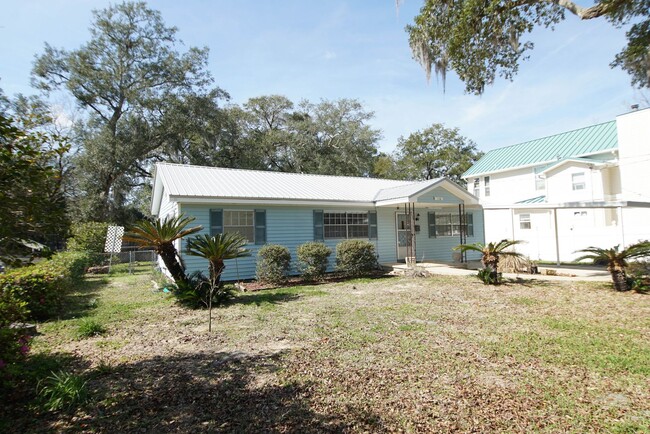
[{"left": 0, "top": 1, "right": 646, "bottom": 153}]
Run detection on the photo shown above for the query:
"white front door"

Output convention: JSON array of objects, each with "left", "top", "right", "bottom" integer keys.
[{"left": 396, "top": 213, "right": 411, "bottom": 261}]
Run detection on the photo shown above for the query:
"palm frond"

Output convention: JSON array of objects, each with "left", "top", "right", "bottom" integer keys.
[{"left": 123, "top": 214, "right": 203, "bottom": 249}]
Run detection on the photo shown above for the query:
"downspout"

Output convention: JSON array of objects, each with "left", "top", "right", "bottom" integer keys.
[
  {"left": 619, "top": 206, "right": 625, "bottom": 247},
  {"left": 553, "top": 208, "right": 560, "bottom": 265}
]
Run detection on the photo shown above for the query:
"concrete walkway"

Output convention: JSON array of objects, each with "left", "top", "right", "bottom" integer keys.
[{"left": 385, "top": 261, "right": 611, "bottom": 282}]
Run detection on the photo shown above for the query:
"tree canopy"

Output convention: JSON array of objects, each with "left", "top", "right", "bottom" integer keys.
[
  {"left": 405, "top": 0, "right": 650, "bottom": 94},
  {"left": 0, "top": 109, "right": 69, "bottom": 265},
  {"left": 392, "top": 123, "right": 482, "bottom": 183},
  {"left": 32, "top": 1, "right": 221, "bottom": 222}
]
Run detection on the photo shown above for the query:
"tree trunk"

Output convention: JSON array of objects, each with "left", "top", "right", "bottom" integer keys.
[
  {"left": 610, "top": 270, "right": 629, "bottom": 291},
  {"left": 159, "top": 243, "right": 186, "bottom": 284}
]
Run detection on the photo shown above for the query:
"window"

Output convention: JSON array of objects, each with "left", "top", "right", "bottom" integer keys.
[
  {"left": 572, "top": 172, "right": 585, "bottom": 191},
  {"left": 484, "top": 176, "right": 490, "bottom": 197},
  {"left": 223, "top": 210, "right": 254, "bottom": 242},
  {"left": 519, "top": 214, "right": 531, "bottom": 230},
  {"left": 324, "top": 212, "right": 369, "bottom": 239},
  {"left": 428, "top": 212, "right": 474, "bottom": 237},
  {"left": 473, "top": 178, "right": 480, "bottom": 196},
  {"left": 534, "top": 167, "right": 546, "bottom": 191},
  {"left": 211, "top": 209, "right": 266, "bottom": 244}
]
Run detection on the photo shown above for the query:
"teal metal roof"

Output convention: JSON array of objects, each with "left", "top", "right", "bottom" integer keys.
[
  {"left": 516, "top": 195, "right": 546, "bottom": 204},
  {"left": 463, "top": 121, "right": 617, "bottom": 178}
]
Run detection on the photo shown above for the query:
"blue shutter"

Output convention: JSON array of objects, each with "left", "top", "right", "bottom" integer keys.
[
  {"left": 313, "top": 210, "right": 324, "bottom": 241},
  {"left": 254, "top": 209, "right": 266, "bottom": 245},
  {"left": 466, "top": 213, "right": 474, "bottom": 237},
  {"left": 368, "top": 211, "right": 377, "bottom": 239},
  {"left": 210, "top": 209, "right": 223, "bottom": 236},
  {"left": 428, "top": 212, "right": 436, "bottom": 238}
]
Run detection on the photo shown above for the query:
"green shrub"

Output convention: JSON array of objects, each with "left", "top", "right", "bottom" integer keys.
[
  {"left": 0, "top": 290, "right": 30, "bottom": 389},
  {"left": 50, "top": 251, "right": 91, "bottom": 280},
  {"left": 297, "top": 242, "right": 331, "bottom": 281},
  {"left": 0, "top": 264, "right": 65, "bottom": 320},
  {"left": 37, "top": 371, "right": 88, "bottom": 412},
  {"left": 0, "top": 252, "right": 89, "bottom": 321},
  {"left": 335, "top": 240, "right": 378, "bottom": 278},
  {"left": 173, "top": 271, "right": 236, "bottom": 309},
  {"left": 256, "top": 244, "right": 291, "bottom": 285},
  {"left": 477, "top": 266, "right": 501, "bottom": 285},
  {"left": 76, "top": 319, "right": 106, "bottom": 338},
  {"left": 67, "top": 221, "right": 110, "bottom": 266}
]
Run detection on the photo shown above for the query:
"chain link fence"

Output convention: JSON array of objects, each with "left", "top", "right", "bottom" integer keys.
[{"left": 98, "top": 249, "right": 159, "bottom": 274}]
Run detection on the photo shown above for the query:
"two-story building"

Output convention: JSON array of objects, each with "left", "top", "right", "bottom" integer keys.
[{"left": 462, "top": 108, "right": 650, "bottom": 263}]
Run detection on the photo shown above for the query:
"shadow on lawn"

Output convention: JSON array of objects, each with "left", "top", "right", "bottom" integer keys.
[
  {"left": 56, "top": 276, "right": 107, "bottom": 320},
  {"left": 230, "top": 291, "right": 301, "bottom": 307},
  {"left": 19, "top": 351, "right": 379, "bottom": 433}
]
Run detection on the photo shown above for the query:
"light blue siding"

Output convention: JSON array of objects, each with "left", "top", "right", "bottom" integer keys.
[
  {"left": 179, "top": 204, "right": 377, "bottom": 281},
  {"left": 376, "top": 207, "right": 398, "bottom": 262},
  {"left": 376, "top": 205, "right": 485, "bottom": 263},
  {"left": 416, "top": 186, "right": 462, "bottom": 205},
  {"left": 415, "top": 209, "right": 484, "bottom": 262},
  {"left": 159, "top": 187, "right": 177, "bottom": 220},
  {"left": 176, "top": 201, "right": 485, "bottom": 281}
]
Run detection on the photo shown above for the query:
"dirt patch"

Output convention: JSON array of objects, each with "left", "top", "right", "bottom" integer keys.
[{"left": 5, "top": 272, "right": 649, "bottom": 433}]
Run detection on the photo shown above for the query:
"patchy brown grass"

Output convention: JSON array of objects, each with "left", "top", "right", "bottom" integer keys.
[{"left": 3, "top": 270, "right": 649, "bottom": 433}]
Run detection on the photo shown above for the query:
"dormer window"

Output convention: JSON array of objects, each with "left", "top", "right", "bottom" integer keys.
[
  {"left": 473, "top": 178, "right": 480, "bottom": 196},
  {"left": 572, "top": 172, "right": 586, "bottom": 191}
]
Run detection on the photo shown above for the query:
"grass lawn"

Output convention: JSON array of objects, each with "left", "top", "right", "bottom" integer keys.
[{"left": 3, "top": 265, "right": 649, "bottom": 433}]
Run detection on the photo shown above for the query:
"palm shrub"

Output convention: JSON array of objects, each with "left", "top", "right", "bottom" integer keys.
[
  {"left": 336, "top": 240, "right": 378, "bottom": 278},
  {"left": 574, "top": 242, "right": 650, "bottom": 291},
  {"left": 123, "top": 214, "right": 202, "bottom": 284},
  {"left": 256, "top": 244, "right": 292, "bottom": 285},
  {"left": 297, "top": 242, "right": 331, "bottom": 281},
  {"left": 454, "top": 239, "right": 524, "bottom": 284},
  {"left": 186, "top": 233, "right": 250, "bottom": 331}
]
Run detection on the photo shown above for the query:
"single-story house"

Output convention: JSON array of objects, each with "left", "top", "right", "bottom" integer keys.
[{"left": 150, "top": 163, "right": 484, "bottom": 281}]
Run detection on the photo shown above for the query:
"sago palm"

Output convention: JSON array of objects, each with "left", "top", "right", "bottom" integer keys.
[
  {"left": 574, "top": 242, "right": 650, "bottom": 291},
  {"left": 186, "top": 233, "right": 250, "bottom": 331},
  {"left": 453, "top": 239, "right": 524, "bottom": 270},
  {"left": 186, "top": 233, "right": 251, "bottom": 288},
  {"left": 123, "top": 214, "right": 202, "bottom": 284}
]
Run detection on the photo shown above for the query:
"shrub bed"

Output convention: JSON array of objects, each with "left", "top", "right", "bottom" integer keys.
[
  {"left": 0, "top": 251, "right": 90, "bottom": 321},
  {"left": 335, "top": 240, "right": 378, "bottom": 277},
  {"left": 256, "top": 244, "right": 291, "bottom": 285},
  {"left": 0, "top": 289, "right": 29, "bottom": 388},
  {"left": 297, "top": 242, "right": 331, "bottom": 281}
]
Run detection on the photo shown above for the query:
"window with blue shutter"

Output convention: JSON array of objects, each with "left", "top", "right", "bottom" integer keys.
[
  {"left": 254, "top": 209, "right": 266, "bottom": 245},
  {"left": 210, "top": 209, "right": 223, "bottom": 236},
  {"left": 313, "top": 210, "right": 324, "bottom": 241},
  {"left": 368, "top": 211, "right": 377, "bottom": 239}
]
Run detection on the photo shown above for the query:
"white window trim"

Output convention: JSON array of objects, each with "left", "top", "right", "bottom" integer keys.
[
  {"left": 323, "top": 210, "right": 370, "bottom": 240},
  {"left": 519, "top": 213, "right": 531, "bottom": 230},
  {"left": 572, "top": 172, "right": 586, "bottom": 191},
  {"left": 223, "top": 209, "right": 255, "bottom": 243}
]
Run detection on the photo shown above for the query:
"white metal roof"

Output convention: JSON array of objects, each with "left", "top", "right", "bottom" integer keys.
[{"left": 151, "top": 163, "right": 478, "bottom": 215}]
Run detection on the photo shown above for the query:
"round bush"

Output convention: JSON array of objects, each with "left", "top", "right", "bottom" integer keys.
[
  {"left": 335, "top": 240, "right": 378, "bottom": 277},
  {"left": 297, "top": 242, "right": 331, "bottom": 281},
  {"left": 256, "top": 244, "right": 291, "bottom": 285}
]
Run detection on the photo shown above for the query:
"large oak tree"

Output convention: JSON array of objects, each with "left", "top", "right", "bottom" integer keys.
[
  {"left": 405, "top": 0, "right": 650, "bottom": 94},
  {"left": 32, "top": 1, "right": 219, "bottom": 222}
]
